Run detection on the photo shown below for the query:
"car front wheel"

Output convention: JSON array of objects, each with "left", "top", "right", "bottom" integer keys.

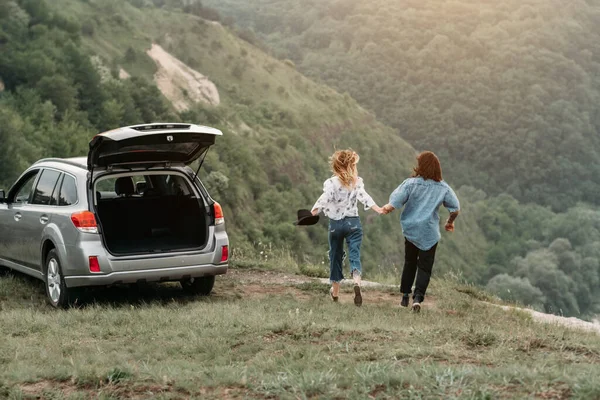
[
  {"left": 45, "top": 249, "right": 72, "bottom": 308},
  {"left": 181, "top": 275, "right": 215, "bottom": 296}
]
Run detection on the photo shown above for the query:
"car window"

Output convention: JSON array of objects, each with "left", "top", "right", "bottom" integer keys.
[
  {"left": 95, "top": 173, "right": 192, "bottom": 200},
  {"left": 58, "top": 175, "right": 78, "bottom": 206},
  {"left": 154, "top": 174, "right": 193, "bottom": 196},
  {"left": 95, "top": 175, "right": 147, "bottom": 200},
  {"left": 31, "top": 169, "right": 62, "bottom": 206},
  {"left": 50, "top": 175, "right": 63, "bottom": 206},
  {"left": 13, "top": 171, "right": 40, "bottom": 204}
]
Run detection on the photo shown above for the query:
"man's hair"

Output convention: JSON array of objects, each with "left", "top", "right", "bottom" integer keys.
[{"left": 412, "top": 151, "right": 442, "bottom": 182}]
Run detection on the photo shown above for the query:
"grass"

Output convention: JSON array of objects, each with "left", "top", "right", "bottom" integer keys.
[
  {"left": 228, "top": 245, "right": 300, "bottom": 272},
  {"left": 1, "top": 265, "right": 600, "bottom": 399}
]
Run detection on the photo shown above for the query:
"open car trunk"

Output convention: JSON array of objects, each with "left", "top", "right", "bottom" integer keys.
[{"left": 95, "top": 172, "right": 208, "bottom": 255}]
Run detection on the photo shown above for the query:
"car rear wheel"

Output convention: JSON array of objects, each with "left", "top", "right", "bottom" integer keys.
[
  {"left": 181, "top": 275, "right": 215, "bottom": 296},
  {"left": 45, "top": 250, "right": 72, "bottom": 309}
]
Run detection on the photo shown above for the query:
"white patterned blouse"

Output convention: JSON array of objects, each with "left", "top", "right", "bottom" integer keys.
[{"left": 312, "top": 176, "right": 376, "bottom": 220}]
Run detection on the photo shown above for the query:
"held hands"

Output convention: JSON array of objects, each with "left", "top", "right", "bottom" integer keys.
[
  {"left": 382, "top": 204, "right": 395, "bottom": 215},
  {"left": 373, "top": 204, "right": 395, "bottom": 215},
  {"left": 372, "top": 205, "right": 384, "bottom": 215}
]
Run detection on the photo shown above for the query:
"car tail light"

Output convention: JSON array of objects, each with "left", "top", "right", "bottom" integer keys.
[
  {"left": 220, "top": 245, "right": 229, "bottom": 263},
  {"left": 89, "top": 256, "right": 101, "bottom": 273},
  {"left": 71, "top": 211, "right": 98, "bottom": 233},
  {"left": 213, "top": 202, "right": 224, "bottom": 225}
]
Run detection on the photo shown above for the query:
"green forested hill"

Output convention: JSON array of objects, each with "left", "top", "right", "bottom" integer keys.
[
  {"left": 0, "top": 0, "right": 487, "bottom": 281},
  {"left": 200, "top": 0, "right": 600, "bottom": 318},
  {"left": 203, "top": 0, "right": 600, "bottom": 210}
]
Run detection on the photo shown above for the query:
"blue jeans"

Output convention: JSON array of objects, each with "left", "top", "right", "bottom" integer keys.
[{"left": 328, "top": 217, "right": 363, "bottom": 283}]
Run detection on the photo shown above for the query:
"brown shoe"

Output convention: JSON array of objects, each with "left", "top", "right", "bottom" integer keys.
[
  {"left": 330, "top": 287, "right": 338, "bottom": 302},
  {"left": 354, "top": 285, "right": 362, "bottom": 307}
]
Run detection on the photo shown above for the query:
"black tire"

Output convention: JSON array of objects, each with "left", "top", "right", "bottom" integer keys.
[
  {"left": 181, "top": 275, "right": 215, "bottom": 296},
  {"left": 44, "top": 249, "right": 73, "bottom": 309},
  {"left": 0, "top": 265, "right": 11, "bottom": 276}
]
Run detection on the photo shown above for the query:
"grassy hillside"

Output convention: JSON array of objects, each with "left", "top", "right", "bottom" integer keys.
[
  {"left": 201, "top": 0, "right": 600, "bottom": 320},
  {"left": 58, "top": 0, "right": 600, "bottom": 318},
  {"left": 203, "top": 0, "right": 600, "bottom": 211},
  {"left": 1, "top": 267, "right": 600, "bottom": 399},
  {"left": 0, "top": 0, "right": 487, "bottom": 280},
  {"left": 4, "top": 0, "right": 600, "bottom": 318}
]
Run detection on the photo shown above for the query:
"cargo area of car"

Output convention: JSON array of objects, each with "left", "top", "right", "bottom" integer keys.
[{"left": 94, "top": 172, "right": 209, "bottom": 255}]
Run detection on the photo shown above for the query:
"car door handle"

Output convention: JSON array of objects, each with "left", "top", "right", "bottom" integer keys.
[
  {"left": 40, "top": 215, "right": 49, "bottom": 224},
  {"left": 14, "top": 212, "right": 22, "bottom": 221}
]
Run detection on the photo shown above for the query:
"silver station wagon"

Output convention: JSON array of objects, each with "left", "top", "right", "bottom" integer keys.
[{"left": 0, "top": 123, "right": 229, "bottom": 308}]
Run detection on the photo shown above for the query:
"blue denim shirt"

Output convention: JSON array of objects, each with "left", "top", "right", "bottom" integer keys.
[{"left": 389, "top": 177, "right": 460, "bottom": 251}]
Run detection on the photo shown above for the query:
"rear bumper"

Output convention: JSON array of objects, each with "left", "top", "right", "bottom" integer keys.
[{"left": 64, "top": 264, "right": 228, "bottom": 288}]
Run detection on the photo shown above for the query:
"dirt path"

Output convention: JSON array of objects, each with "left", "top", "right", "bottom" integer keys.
[
  {"left": 493, "top": 304, "right": 600, "bottom": 335},
  {"left": 223, "top": 269, "right": 403, "bottom": 306},
  {"left": 224, "top": 269, "right": 600, "bottom": 334}
]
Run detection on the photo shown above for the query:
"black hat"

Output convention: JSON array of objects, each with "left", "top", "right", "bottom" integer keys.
[{"left": 294, "top": 209, "right": 320, "bottom": 226}]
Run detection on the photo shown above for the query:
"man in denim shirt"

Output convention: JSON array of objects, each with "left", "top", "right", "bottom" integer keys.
[{"left": 382, "top": 151, "right": 460, "bottom": 312}]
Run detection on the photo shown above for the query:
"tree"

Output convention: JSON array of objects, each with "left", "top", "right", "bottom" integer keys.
[
  {"left": 486, "top": 274, "right": 546, "bottom": 310},
  {"left": 36, "top": 76, "right": 78, "bottom": 117},
  {"left": 514, "top": 249, "right": 579, "bottom": 316}
]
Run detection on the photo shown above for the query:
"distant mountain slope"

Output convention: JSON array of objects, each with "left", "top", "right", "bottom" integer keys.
[
  {"left": 204, "top": 0, "right": 600, "bottom": 210},
  {"left": 0, "top": 0, "right": 488, "bottom": 280}
]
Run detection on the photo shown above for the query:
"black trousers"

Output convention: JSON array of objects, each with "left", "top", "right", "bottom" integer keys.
[{"left": 400, "top": 239, "right": 438, "bottom": 301}]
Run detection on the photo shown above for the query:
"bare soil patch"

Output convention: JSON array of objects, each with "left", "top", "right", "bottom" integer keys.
[
  {"left": 222, "top": 269, "right": 438, "bottom": 310},
  {"left": 118, "top": 68, "right": 130, "bottom": 79},
  {"left": 146, "top": 43, "right": 220, "bottom": 111}
]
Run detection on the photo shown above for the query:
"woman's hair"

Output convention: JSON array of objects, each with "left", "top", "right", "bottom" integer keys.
[
  {"left": 412, "top": 151, "right": 443, "bottom": 182},
  {"left": 330, "top": 149, "right": 359, "bottom": 188}
]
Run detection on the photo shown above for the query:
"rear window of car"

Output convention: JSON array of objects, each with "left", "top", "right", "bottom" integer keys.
[
  {"left": 32, "top": 169, "right": 61, "bottom": 205},
  {"left": 95, "top": 173, "right": 194, "bottom": 201},
  {"left": 58, "top": 175, "right": 77, "bottom": 206}
]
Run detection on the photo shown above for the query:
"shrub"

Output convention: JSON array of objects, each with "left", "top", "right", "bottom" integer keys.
[
  {"left": 461, "top": 327, "right": 497, "bottom": 348},
  {"left": 81, "top": 21, "right": 95, "bottom": 36},
  {"left": 299, "top": 264, "right": 328, "bottom": 278}
]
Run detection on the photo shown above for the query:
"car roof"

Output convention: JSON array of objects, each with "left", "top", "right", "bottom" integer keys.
[{"left": 33, "top": 157, "right": 87, "bottom": 170}]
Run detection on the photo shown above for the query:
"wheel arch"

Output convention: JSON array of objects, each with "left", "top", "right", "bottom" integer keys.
[
  {"left": 40, "top": 225, "right": 67, "bottom": 273},
  {"left": 41, "top": 240, "right": 56, "bottom": 268}
]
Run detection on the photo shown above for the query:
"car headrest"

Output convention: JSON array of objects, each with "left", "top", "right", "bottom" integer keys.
[
  {"left": 115, "top": 177, "right": 135, "bottom": 197},
  {"left": 136, "top": 181, "right": 147, "bottom": 194}
]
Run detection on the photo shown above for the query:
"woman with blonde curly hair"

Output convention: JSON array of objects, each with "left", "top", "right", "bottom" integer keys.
[{"left": 311, "top": 149, "right": 383, "bottom": 306}]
